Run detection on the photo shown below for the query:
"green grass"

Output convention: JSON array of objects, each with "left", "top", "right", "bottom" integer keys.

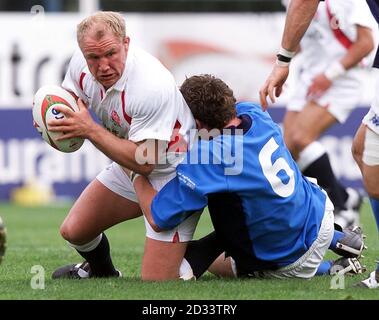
[{"left": 0, "top": 201, "right": 378, "bottom": 300}]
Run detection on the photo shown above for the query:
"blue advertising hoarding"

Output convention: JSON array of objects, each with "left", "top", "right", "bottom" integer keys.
[{"left": 0, "top": 106, "right": 368, "bottom": 201}]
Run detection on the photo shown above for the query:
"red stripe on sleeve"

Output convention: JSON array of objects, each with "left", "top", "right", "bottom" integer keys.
[
  {"left": 79, "top": 72, "right": 86, "bottom": 91},
  {"left": 325, "top": 0, "right": 353, "bottom": 50}
]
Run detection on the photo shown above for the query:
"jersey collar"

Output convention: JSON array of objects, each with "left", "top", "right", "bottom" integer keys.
[{"left": 225, "top": 114, "right": 252, "bottom": 135}]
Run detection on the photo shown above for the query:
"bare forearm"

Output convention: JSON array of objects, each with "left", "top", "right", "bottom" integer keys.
[
  {"left": 259, "top": 0, "right": 319, "bottom": 108},
  {"left": 282, "top": 0, "right": 320, "bottom": 52},
  {"left": 89, "top": 124, "right": 154, "bottom": 175},
  {"left": 133, "top": 176, "right": 161, "bottom": 232},
  {"left": 340, "top": 28, "right": 374, "bottom": 70}
]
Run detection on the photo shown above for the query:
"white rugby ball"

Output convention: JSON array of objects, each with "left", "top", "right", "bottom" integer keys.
[{"left": 33, "top": 85, "right": 84, "bottom": 153}]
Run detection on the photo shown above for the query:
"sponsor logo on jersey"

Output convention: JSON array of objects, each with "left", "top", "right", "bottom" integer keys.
[
  {"left": 370, "top": 114, "right": 379, "bottom": 126},
  {"left": 111, "top": 110, "right": 121, "bottom": 127}
]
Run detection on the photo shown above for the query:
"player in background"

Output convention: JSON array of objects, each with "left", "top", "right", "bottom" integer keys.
[
  {"left": 132, "top": 74, "right": 366, "bottom": 280},
  {"left": 281, "top": 0, "right": 376, "bottom": 229},
  {"left": 351, "top": 0, "right": 379, "bottom": 289},
  {"left": 47, "top": 11, "right": 200, "bottom": 281},
  {"left": 260, "top": 0, "right": 379, "bottom": 288}
]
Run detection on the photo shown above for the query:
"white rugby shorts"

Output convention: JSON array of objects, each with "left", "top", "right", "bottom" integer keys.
[
  {"left": 287, "top": 72, "right": 364, "bottom": 123},
  {"left": 96, "top": 162, "right": 200, "bottom": 242},
  {"left": 362, "top": 108, "right": 379, "bottom": 166}
]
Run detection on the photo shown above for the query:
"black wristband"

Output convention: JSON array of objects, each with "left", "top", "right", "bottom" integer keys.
[{"left": 276, "top": 53, "right": 292, "bottom": 63}]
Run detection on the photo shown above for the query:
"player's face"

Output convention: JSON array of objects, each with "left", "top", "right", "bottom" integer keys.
[{"left": 80, "top": 30, "right": 129, "bottom": 89}]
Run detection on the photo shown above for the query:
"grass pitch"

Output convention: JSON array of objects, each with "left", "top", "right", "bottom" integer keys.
[{"left": 0, "top": 201, "right": 378, "bottom": 300}]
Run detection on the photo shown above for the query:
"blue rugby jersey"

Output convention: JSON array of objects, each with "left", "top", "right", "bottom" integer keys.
[{"left": 151, "top": 102, "right": 328, "bottom": 270}]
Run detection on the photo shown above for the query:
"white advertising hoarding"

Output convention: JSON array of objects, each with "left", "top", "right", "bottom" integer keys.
[
  {"left": 0, "top": 13, "right": 283, "bottom": 107},
  {"left": 0, "top": 13, "right": 374, "bottom": 199},
  {"left": 0, "top": 13, "right": 376, "bottom": 108}
]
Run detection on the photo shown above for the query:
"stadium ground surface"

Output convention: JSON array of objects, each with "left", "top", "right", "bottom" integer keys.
[{"left": 0, "top": 201, "right": 378, "bottom": 300}]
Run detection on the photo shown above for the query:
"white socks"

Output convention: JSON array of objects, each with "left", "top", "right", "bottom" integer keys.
[
  {"left": 179, "top": 258, "right": 195, "bottom": 280},
  {"left": 69, "top": 234, "right": 103, "bottom": 252},
  {"left": 297, "top": 141, "right": 326, "bottom": 171}
]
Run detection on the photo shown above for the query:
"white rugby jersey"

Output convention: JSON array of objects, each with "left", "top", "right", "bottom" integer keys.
[
  {"left": 62, "top": 45, "right": 196, "bottom": 176},
  {"left": 297, "top": 0, "right": 377, "bottom": 81}
]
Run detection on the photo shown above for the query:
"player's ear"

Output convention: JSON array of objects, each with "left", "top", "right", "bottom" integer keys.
[{"left": 123, "top": 36, "right": 130, "bottom": 49}]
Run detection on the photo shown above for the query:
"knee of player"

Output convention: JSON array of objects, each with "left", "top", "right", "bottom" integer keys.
[
  {"left": 59, "top": 223, "right": 72, "bottom": 241},
  {"left": 351, "top": 140, "right": 363, "bottom": 163},
  {"left": 60, "top": 222, "right": 82, "bottom": 244}
]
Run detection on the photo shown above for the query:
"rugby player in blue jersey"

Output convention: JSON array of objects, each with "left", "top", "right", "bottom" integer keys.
[{"left": 132, "top": 74, "right": 365, "bottom": 280}]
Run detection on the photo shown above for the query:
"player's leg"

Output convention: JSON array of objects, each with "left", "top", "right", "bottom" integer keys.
[
  {"left": 328, "top": 226, "right": 366, "bottom": 258},
  {"left": 316, "top": 257, "right": 365, "bottom": 276},
  {"left": 60, "top": 179, "right": 141, "bottom": 244},
  {"left": 283, "top": 102, "right": 336, "bottom": 159},
  {"left": 352, "top": 124, "right": 379, "bottom": 228},
  {"left": 181, "top": 231, "right": 224, "bottom": 279},
  {"left": 208, "top": 253, "right": 236, "bottom": 278},
  {"left": 282, "top": 110, "right": 300, "bottom": 156},
  {"left": 285, "top": 101, "right": 358, "bottom": 226},
  {"left": 53, "top": 163, "right": 142, "bottom": 279},
  {"left": 141, "top": 238, "right": 187, "bottom": 280},
  {"left": 209, "top": 251, "right": 363, "bottom": 279},
  {"left": 352, "top": 123, "right": 379, "bottom": 288},
  {"left": 360, "top": 131, "right": 379, "bottom": 201},
  {"left": 321, "top": 205, "right": 366, "bottom": 277},
  {"left": 215, "top": 200, "right": 364, "bottom": 279},
  {"left": 140, "top": 173, "right": 202, "bottom": 281},
  {"left": 141, "top": 212, "right": 201, "bottom": 281},
  {"left": 267, "top": 205, "right": 335, "bottom": 279}
]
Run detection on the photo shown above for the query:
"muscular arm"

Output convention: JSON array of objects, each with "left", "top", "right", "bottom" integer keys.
[
  {"left": 281, "top": 0, "right": 320, "bottom": 52},
  {"left": 89, "top": 126, "right": 158, "bottom": 175},
  {"left": 340, "top": 25, "right": 374, "bottom": 70},
  {"left": 307, "top": 25, "right": 374, "bottom": 98},
  {"left": 47, "top": 99, "right": 160, "bottom": 176},
  {"left": 133, "top": 165, "right": 209, "bottom": 233},
  {"left": 133, "top": 175, "right": 162, "bottom": 232},
  {"left": 259, "top": 0, "right": 320, "bottom": 108}
]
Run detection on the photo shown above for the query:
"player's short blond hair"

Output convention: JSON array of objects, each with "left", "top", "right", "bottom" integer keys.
[{"left": 77, "top": 11, "right": 127, "bottom": 44}]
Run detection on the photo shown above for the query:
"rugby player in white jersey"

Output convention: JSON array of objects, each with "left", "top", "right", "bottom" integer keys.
[
  {"left": 260, "top": 0, "right": 379, "bottom": 289},
  {"left": 281, "top": 0, "right": 376, "bottom": 228},
  {"left": 352, "top": 0, "right": 379, "bottom": 288},
  {"left": 48, "top": 11, "right": 199, "bottom": 280}
]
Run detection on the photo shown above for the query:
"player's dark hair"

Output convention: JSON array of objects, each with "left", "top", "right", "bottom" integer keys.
[{"left": 180, "top": 74, "right": 236, "bottom": 130}]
